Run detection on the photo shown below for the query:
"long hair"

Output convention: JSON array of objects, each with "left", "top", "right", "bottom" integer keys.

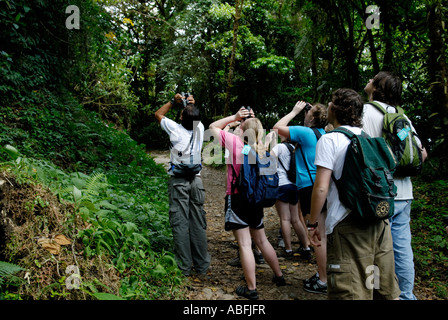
[
  {"left": 311, "top": 103, "right": 328, "bottom": 129},
  {"left": 241, "top": 118, "right": 267, "bottom": 157},
  {"left": 331, "top": 88, "right": 363, "bottom": 128}
]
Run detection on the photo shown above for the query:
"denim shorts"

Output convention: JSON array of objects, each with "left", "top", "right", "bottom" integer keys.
[{"left": 276, "top": 184, "right": 299, "bottom": 205}]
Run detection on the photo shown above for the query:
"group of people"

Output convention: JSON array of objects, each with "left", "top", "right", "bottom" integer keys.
[{"left": 154, "top": 71, "right": 427, "bottom": 300}]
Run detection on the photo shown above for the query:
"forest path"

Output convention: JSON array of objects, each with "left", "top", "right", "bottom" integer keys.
[
  {"left": 150, "top": 150, "right": 325, "bottom": 300},
  {"left": 150, "top": 149, "right": 441, "bottom": 301}
]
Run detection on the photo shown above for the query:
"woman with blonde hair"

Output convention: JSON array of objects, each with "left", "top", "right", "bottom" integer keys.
[{"left": 209, "top": 107, "right": 286, "bottom": 300}]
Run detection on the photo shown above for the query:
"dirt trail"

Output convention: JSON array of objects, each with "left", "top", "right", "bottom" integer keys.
[
  {"left": 150, "top": 150, "right": 326, "bottom": 301},
  {"left": 150, "top": 149, "right": 442, "bottom": 301}
]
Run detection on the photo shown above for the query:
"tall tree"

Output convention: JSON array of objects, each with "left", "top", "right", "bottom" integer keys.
[
  {"left": 427, "top": 0, "right": 448, "bottom": 155},
  {"left": 224, "top": 0, "right": 244, "bottom": 116}
]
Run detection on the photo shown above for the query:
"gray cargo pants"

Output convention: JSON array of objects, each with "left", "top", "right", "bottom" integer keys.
[{"left": 168, "top": 175, "right": 210, "bottom": 275}]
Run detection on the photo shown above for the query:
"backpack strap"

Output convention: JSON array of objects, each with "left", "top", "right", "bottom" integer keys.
[
  {"left": 278, "top": 142, "right": 294, "bottom": 172},
  {"left": 230, "top": 137, "right": 239, "bottom": 194},
  {"left": 328, "top": 127, "right": 368, "bottom": 185},
  {"left": 330, "top": 126, "right": 370, "bottom": 139},
  {"left": 367, "top": 101, "right": 404, "bottom": 115},
  {"left": 311, "top": 127, "right": 323, "bottom": 140}
]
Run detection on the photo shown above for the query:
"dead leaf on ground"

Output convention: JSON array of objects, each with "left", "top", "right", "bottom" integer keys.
[
  {"left": 41, "top": 241, "right": 61, "bottom": 255},
  {"left": 54, "top": 234, "right": 72, "bottom": 245},
  {"left": 37, "top": 235, "right": 70, "bottom": 254}
]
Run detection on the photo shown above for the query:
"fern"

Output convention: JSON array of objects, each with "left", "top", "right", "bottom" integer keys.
[
  {"left": 83, "top": 172, "right": 106, "bottom": 197},
  {"left": 0, "top": 261, "right": 23, "bottom": 285}
]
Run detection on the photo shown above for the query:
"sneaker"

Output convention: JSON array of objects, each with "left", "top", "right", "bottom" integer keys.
[
  {"left": 272, "top": 275, "right": 286, "bottom": 287},
  {"left": 227, "top": 256, "right": 241, "bottom": 267},
  {"left": 253, "top": 250, "right": 265, "bottom": 264},
  {"left": 303, "top": 272, "right": 319, "bottom": 285},
  {"left": 294, "top": 247, "right": 312, "bottom": 261},
  {"left": 282, "top": 249, "right": 294, "bottom": 260},
  {"left": 236, "top": 285, "right": 259, "bottom": 300},
  {"left": 303, "top": 275, "right": 327, "bottom": 294},
  {"left": 278, "top": 229, "right": 285, "bottom": 248}
]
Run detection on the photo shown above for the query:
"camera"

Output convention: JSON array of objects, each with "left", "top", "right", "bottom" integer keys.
[
  {"left": 181, "top": 92, "right": 191, "bottom": 108},
  {"left": 304, "top": 103, "right": 312, "bottom": 112},
  {"left": 242, "top": 106, "right": 252, "bottom": 120}
]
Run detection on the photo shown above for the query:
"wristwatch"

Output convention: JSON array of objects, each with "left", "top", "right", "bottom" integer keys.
[
  {"left": 170, "top": 97, "right": 176, "bottom": 105},
  {"left": 307, "top": 221, "right": 318, "bottom": 230}
]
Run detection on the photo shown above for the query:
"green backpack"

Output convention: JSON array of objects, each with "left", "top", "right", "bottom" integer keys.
[
  {"left": 367, "top": 101, "right": 423, "bottom": 177},
  {"left": 331, "top": 127, "right": 398, "bottom": 221}
]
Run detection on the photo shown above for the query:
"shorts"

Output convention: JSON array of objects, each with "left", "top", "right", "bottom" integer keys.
[
  {"left": 298, "top": 185, "right": 313, "bottom": 216},
  {"left": 224, "top": 193, "right": 264, "bottom": 231},
  {"left": 276, "top": 184, "right": 299, "bottom": 205},
  {"left": 298, "top": 185, "right": 327, "bottom": 216},
  {"left": 326, "top": 214, "right": 401, "bottom": 300}
]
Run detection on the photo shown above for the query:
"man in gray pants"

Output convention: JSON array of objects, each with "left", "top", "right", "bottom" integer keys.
[{"left": 155, "top": 93, "right": 210, "bottom": 276}]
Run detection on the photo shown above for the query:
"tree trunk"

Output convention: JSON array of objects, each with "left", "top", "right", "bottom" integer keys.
[
  {"left": 428, "top": 1, "right": 448, "bottom": 149},
  {"left": 224, "top": 0, "right": 244, "bottom": 116}
]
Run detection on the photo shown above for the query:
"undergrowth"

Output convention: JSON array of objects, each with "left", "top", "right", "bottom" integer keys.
[
  {"left": 0, "top": 90, "right": 187, "bottom": 300},
  {"left": 411, "top": 159, "right": 448, "bottom": 299}
]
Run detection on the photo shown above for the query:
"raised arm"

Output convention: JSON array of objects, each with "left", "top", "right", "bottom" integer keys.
[
  {"left": 154, "top": 93, "right": 195, "bottom": 123},
  {"left": 273, "top": 101, "right": 308, "bottom": 138},
  {"left": 209, "top": 107, "right": 251, "bottom": 139}
]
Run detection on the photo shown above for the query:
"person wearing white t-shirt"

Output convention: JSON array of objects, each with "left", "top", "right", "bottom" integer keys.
[
  {"left": 154, "top": 94, "right": 210, "bottom": 277},
  {"left": 363, "top": 72, "right": 428, "bottom": 300},
  {"left": 271, "top": 136, "right": 310, "bottom": 259},
  {"left": 308, "top": 88, "right": 400, "bottom": 300}
]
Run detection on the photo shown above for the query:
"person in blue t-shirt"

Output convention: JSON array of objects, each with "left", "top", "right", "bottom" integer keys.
[{"left": 273, "top": 100, "right": 328, "bottom": 294}]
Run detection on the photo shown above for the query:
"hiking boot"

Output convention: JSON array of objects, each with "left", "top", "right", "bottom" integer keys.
[
  {"left": 303, "top": 275, "right": 327, "bottom": 294},
  {"left": 236, "top": 285, "right": 259, "bottom": 300},
  {"left": 272, "top": 275, "right": 286, "bottom": 286}
]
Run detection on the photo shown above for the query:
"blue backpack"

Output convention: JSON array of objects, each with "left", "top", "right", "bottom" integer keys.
[{"left": 232, "top": 146, "right": 279, "bottom": 207}]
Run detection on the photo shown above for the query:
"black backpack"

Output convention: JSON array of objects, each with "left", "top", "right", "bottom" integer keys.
[{"left": 278, "top": 142, "right": 297, "bottom": 184}]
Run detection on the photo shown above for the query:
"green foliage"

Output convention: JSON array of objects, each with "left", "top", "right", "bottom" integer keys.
[
  {"left": 411, "top": 176, "right": 448, "bottom": 299},
  {"left": 2, "top": 0, "right": 448, "bottom": 300},
  {"left": 0, "top": 261, "right": 23, "bottom": 285},
  {"left": 0, "top": 96, "right": 183, "bottom": 299}
]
